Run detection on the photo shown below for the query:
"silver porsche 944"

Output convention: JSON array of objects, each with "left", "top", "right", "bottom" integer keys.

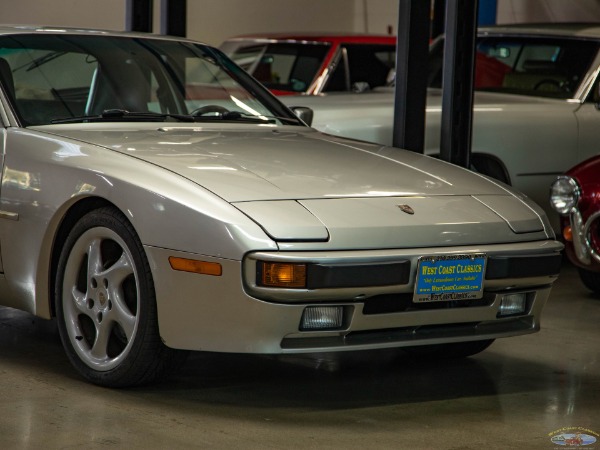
[{"left": 0, "top": 26, "right": 562, "bottom": 387}]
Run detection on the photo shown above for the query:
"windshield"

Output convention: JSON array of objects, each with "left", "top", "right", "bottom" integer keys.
[
  {"left": 428, "top": 36, "right": 599, "bottom": 99},
  {"left": 0, "top": 34, "right": 298, "bottom": 126}
]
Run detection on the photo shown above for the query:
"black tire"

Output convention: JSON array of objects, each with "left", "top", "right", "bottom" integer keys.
[
  {"left": 55, "top": 207, "right": 187, "bottom": 387},
  {"left": 578, "top": 268, "right": 600, "bottom": 294},
  {"left": 404, "top": 339, "right": 495, "bottom": 359}
]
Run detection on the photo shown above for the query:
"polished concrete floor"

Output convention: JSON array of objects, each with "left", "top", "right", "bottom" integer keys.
[{"left": 1, "top": 260, "right": 599, "bottom": 450}]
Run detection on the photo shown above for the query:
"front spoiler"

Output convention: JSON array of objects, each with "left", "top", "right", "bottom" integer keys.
[{"left": 146, "top": 240, "right": 561, "bottom": 353}]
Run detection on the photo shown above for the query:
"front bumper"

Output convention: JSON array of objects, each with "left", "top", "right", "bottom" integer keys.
[
  {"left": 565, "top": 208, "right": 600, "bottom": 267},
  {"left": 147, "top": 240, "right": 562, "bottom": 353}
]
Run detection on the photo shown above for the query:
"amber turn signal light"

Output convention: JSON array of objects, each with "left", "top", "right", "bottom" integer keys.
[
  {"left": 260, "top": 262, "right": 307, "bottom": 288},
  {"left": 563, "top": 225, "right": 573, "bottom": 242},
  {"left": 169, "top": 257, "right": 222, "bottom": 276}
]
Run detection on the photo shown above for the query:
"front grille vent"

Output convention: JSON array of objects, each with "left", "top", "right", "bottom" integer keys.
[{"left": 361, "top": 292, "right": 496, "bottom": 315}]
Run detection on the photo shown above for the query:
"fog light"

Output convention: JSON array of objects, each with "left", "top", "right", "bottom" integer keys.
[
  {"left": 300, "top": 306, "right": 343, "bottom": 330},
  {"left": 499, "top": 293, "right": 527, "bottom": 316}
]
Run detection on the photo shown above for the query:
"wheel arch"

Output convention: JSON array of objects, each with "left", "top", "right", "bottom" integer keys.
[
  {"left": 42, "top": 196, "right": 118, "bottom": 318},
  {"left": 470, "top": 152, "right": 511, "bottom": 185},
  {"left": 429, "top": 151, "right": 511, "bottom": 185}
]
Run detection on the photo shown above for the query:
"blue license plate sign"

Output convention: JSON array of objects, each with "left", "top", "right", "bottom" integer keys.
[{"left": 413, "top": 254, "right": 486, "bottom": 302}]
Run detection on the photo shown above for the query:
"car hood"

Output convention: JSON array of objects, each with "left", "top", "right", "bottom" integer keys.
[
  {"left": 43, "top": 125, "right": 553, "bottom": 245},
  {"left": 48, "top": 125, "right": 512, "bottom": 202}
]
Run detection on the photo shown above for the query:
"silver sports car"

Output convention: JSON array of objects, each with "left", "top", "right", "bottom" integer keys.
[{"left": 0, "top": 26, "right": 562, "bottom": 387}]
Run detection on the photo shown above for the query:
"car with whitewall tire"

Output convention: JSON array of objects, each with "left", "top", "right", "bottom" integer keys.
[{"left": 281, "top": 24, "right": 600, "bottom": 232}]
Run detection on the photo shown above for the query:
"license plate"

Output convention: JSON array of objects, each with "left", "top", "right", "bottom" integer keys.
[{"left": 413, "top": 254, "right": 486, "bottom": 302}]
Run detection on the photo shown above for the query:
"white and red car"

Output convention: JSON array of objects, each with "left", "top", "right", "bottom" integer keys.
[{"left": 280, "top": 24, "right": 600, "bottom": 231}]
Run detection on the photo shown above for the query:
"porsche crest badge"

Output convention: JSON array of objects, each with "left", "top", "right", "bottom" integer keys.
[{"left": 397, "top": 204, "right": 414, "bottom": 215}]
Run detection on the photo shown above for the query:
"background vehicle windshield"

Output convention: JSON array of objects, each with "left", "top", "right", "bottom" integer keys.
[
  {"left": 428, "top": 36, "right": 599, "bottom": 99},
  {"left": 0, "top": 34, "right": 290, "bottom": 125},
  {"left": 221, "top": 41, "right": 330, "bottom": 93},
  {"left": 222, "top": 40, "right": 396, "bottom": 94}
]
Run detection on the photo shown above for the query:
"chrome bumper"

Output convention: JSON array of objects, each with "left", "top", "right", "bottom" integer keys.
[{"left": 569, "top": 209, "right": 600, "bottom": 265}]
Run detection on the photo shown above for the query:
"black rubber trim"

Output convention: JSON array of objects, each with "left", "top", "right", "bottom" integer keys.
[
  {"left": 306, "top": 261, "right": 411, "bottom": 289},
  {"left": 362, "top": 292, "right": 497, "bottom": 315},
  {"left": 280, "top": 316, "right": 535, "bottom": 350},
  {"left": 485, "top": 253, "right": 562, "bottom": 280}
]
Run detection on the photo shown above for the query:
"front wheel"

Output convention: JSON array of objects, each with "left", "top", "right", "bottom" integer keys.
[
  {"left": 403, "top": 339, "right": 495, "bottom": 359},
  {"left": 55, "top": 207, "right": 187, "bottom": 387}
]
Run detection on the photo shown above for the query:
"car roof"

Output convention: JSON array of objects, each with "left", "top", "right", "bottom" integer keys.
[
  {"left": 0, "top": 24, "right": 208, "bottom": 44},
  {"left": 226, "top": 24, "right": 600, "bottom": 43},
  {"left": 223, "top": 33, "right": 396, "bottom": 45},
  {"left": 479, "top": 22, "right": 600, "bottom": 39}
]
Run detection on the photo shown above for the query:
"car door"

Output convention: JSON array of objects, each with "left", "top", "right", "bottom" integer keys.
[{"left": 572, "top": 71, "right": 600, "bottom": 164}]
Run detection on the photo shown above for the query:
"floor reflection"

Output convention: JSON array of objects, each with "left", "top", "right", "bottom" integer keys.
[{"left": 1, "top": 260, "right": 599, "bottom": 449}]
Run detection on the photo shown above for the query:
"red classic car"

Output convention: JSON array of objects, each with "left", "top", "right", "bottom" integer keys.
[
  {"left": 551, "top": 156, "right": 600, "bottom": 292},
  {"left": 220, "top": 33, "right": 396, "bottom": 95}
]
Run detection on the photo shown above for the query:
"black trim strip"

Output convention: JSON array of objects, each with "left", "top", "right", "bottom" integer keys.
[
  {"left": 307, "top": 261, "right": 411, "bottom": 289},
  {"left": 485, "top": 253, "right": 562, "bottom": 280},
  {"left": 516, "top": 172, "right": 563, "bottom": 177}
]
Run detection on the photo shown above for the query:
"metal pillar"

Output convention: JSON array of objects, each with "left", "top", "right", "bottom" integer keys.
[
  {"left": 160, "top": 0, "right": 187, "bottom": 37},
  {"left": 431, "top": 0, "right": 446, "bottom": 40},
  {"left": 125, "top": 0, "right": 153, "bottom": 33},
  {"left": 439, "top": 0, "right": 479, "bottom": 168},
  {"left": 392, "top": 0, "right": 430, "bottom": 153}
]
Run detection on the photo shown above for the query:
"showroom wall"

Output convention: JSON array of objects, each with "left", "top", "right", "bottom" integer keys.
[
  {"left": 0, "top": 0, "right": 398, "bottom": 46},
  {"left": 2, "top": 0, "right": 600, "bottom": 47},
  {"left": 496, "top": 0, "right": 600, "bottom": 23}
]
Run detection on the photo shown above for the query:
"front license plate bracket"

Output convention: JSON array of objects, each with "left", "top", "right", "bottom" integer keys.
[{"left": 413, "top": 254, "right": 486, "bottom": 303}]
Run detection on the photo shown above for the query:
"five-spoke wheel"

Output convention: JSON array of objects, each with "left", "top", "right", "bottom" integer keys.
[{"left": 55, "top": 207, "right": 186, "bottom": 387}]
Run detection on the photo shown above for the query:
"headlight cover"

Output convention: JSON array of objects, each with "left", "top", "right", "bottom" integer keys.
[{"left": 550, "top": 176, "right": 580, "bottom": 215}]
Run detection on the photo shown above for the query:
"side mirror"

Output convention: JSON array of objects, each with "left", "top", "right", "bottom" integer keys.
[{"left": 290, "top": 106, "right": 313, "bottom": 127}]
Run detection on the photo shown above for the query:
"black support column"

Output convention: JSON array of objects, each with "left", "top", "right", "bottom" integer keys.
[
  {"left": 431, "top": 0, "right": 446, "bottom": 40},
  {"left": 439, "top": 0, "right": 479, "bottom": 168},
  {"left": 392, "top": 0, "right": 430, "bottom": 153},
  {"left": 125, "top": 0, "right": 153, "bottom": 33},
  {"left": 160, "top": 0, "right": 187, "bottom": 37}
]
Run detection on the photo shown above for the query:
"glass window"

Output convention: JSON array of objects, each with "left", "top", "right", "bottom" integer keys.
[
  {"left": 222, "top": 42, "right": 330, "bottom": 93},
  {"left": 0, "top": 34, "right": 295, "bottom": 126},
  {"left": 428, "top": 36, "right": 599, "bottom": 99},
  {"left": 324, "top": 44, "right": 396, "bottom": 92}
]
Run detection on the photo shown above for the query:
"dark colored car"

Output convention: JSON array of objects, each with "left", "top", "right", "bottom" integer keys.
[{"left": 551, "top": 156, "right": 600, "bottom": 292}]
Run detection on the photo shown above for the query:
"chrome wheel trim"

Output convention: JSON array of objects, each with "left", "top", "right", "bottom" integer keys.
[
  {"left": 61, "top": 226, "right": 140, "bottom": 372},
  {"left": 585, "top": 211, "right": 600, "bottom": 264}
]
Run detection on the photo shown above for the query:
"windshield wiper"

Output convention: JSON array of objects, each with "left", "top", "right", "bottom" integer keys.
[
  {"left": 192, "top": 110, "right": 302, "bottom": 125},
  {"left": 51, "top": 109, "right": 196, "bottom": 124},
  {"left": 24, "top": 51, "right": 67, "bottom": 72},
  {"left": 191, "top": 110, "right": 275, "bottom": 123}
]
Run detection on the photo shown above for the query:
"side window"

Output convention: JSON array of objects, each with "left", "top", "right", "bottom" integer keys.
[
  {"left": 483, "top": 39, "right": 597, "bottom": 97},
  {"left": 324, "top": 44, "right": 396, "bottom": 92},
  {"left": 1, "top": 49, "right": 97, "bottom": 124},
  {"left": 430, "top": 37, "right": 599, "bottom": 99},
  {"left": 474, "top": 41, "right": 519, "bottom": 89}
]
